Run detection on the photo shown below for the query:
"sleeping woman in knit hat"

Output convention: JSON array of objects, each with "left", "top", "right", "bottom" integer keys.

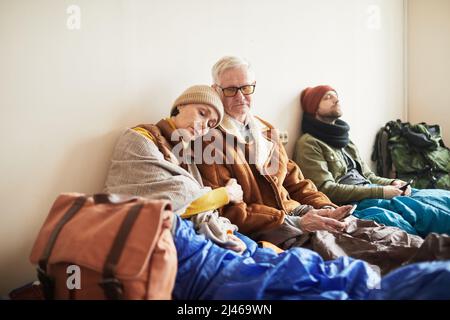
[{"left": 103, "top": 84, "right": 246, "bottom": 253}]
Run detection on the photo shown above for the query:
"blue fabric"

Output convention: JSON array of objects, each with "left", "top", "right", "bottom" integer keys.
[
  {"left": 368, "top": 261, "right": 450, "bottom": 299},
  {"left": 354, "top": 188, "right": 450, "bottom": 237},
  {"left": 172, "top": 215, "right": 450, "bottom": 300}
]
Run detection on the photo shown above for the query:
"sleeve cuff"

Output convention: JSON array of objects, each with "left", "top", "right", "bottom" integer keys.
[{"left": 216, "top": 187, "right": 229, "bottom": 205}]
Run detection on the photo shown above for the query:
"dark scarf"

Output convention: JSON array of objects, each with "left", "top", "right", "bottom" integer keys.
[{"left": 301, "top": 113, "right": 350, "bottom": 149}]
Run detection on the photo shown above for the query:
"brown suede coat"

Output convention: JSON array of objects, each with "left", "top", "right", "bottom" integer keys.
[{"left": 196, "top": 116, "right": 335, "bottom": 235}]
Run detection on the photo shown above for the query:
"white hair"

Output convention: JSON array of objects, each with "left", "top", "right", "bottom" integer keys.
[{"left": 211, "top": 56, "right": 254, "bottom": 85}]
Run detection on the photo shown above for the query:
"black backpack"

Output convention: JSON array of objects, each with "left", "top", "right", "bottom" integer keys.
[{"left": 372, "top": 120, "right": 450, "bottom": 190}]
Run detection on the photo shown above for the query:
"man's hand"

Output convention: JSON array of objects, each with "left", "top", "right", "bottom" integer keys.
[
  {"left": 225, "top": 178, "right": 244, "bottom": 203},
  {"left": 383, "top": 185, "right": 405, "bottom": 199},
  {"left": 298, "top": 210, "right": 347, "bottom": 233},
  {"left": 391, "top": 179, "right": 412, "bottom": 196},
  {"left": 316, "top": 205, "right": 354, "bottom": 221}
]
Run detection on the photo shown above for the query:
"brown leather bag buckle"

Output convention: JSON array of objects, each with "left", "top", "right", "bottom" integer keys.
[
  {"left": 36, "top": 266, "right": 55, "bottom": 300},
  {"left": 99, "top": 277, "right": 124, "bottom": 300}
]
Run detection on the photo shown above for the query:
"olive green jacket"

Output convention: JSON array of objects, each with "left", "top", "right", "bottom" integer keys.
[{"left": 294, "top": 133, "right": 394, "bottom": 204}]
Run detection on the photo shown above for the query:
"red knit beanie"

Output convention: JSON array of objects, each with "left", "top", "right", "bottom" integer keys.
[{"left": 300, "top": 85, "right": 336, "bottom": 115}]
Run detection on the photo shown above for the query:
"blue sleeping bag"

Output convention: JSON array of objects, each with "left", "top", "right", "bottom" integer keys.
[
  {"left": 172, "top": 215, "right": 450, "bottom": 300},
  {"left": 354, "top": 188, "right": 450, "bottom": 237}
]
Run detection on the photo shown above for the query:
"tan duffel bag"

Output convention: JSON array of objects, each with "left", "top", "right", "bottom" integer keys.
[{"left": 29, "top": 193, "right": 177, "bottom": 299}]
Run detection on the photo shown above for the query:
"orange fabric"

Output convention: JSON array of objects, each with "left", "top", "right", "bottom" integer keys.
[{"left": 258, "top": 241, "right": 285, "bottom": 254}]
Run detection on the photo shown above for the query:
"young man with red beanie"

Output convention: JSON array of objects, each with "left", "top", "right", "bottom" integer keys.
[{"left": 295, "top": 85, "right": 450, "bottom": 237}]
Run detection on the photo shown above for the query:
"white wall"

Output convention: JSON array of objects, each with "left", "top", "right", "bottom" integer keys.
[
  {"left": 408, "top": 0, "right": 450, "bottom": 144},
  {"left": 0, "top": 0, "right": 405, "bottom": 295}
]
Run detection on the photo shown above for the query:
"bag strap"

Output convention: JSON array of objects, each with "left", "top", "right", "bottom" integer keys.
[
  {"left": 372, "top": 127, "right": 392, "bottom": 177},
  {"left": 37, "top": 196, "right": 87, "bottom": 300},
  {"left": 380, "top": 129, "right": 391, "bottom": 177},
  {"left": 99, "top": 203, "right": 144, "bottom": 300}
]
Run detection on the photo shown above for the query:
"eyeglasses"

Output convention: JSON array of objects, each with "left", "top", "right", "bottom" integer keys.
[{"left": 218, "top": 84, "right": 256, "bottom": 97}]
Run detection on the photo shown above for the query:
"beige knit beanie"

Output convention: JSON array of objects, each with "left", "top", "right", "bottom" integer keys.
[{"left": 171, "top": 85, "right": 224, "bottom": 127}]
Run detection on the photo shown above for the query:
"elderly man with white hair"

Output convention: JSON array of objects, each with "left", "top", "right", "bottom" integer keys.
[{"left": 195, "top": 55, "right": 450, "bottom": 275}]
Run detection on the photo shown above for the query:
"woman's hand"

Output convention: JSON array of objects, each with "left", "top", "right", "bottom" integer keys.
[
  {"left": 225, "top": 178, "right": 243, "bottom": 203},
  {"left": 226, "top": 233, "right": 247, "bottom": 254}
]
